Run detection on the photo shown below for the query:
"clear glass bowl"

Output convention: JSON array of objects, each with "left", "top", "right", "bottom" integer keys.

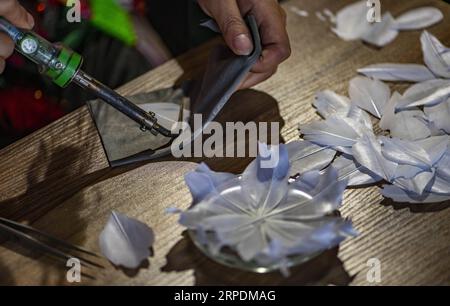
[
  {"left": 187, "top": 179, "right": 322, "bottom": 273},
  {"left": 188, "top": 230, "right": 320, "bottom": 273}
]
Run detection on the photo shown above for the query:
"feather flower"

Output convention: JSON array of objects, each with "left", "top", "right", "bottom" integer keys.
[{"left": 172, "top": 143, "right": 355, "bottom": 270}]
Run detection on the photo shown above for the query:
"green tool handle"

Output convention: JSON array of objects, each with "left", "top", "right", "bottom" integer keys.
[
  {"left": 0, "top": 17, "right": 174, "bottom": 136},
  {"left": 0, "top": 17, "right": 82, "bottom": 88}
]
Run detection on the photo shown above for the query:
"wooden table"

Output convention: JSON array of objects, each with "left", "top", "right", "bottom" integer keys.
[{"left": 1, "top": 0, "right": 449, "bottom": 286}]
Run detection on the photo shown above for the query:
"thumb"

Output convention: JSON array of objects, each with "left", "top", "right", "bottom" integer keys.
[{"left": 209, "top": 2, "right": 253, "bottom": 56}]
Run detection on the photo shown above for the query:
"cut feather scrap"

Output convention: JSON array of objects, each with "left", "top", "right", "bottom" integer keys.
[
  {"left": 99, "top": 211, "right": 155, "bottom": 269},
  {"left": 172, "top": 143, "right": 356, "bottom": 273}
]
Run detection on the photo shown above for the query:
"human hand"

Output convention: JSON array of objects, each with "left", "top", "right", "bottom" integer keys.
[
  {"left": 198, "top": 0, "right": 291, "bottom": 88},
  {"left": 0, "top": 0, "right": 34, "bottom": 73}
]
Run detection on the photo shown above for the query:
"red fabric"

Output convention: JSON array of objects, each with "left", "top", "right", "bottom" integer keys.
[{"left": 0, "top": 88, "right": 65, "bottom": 136}]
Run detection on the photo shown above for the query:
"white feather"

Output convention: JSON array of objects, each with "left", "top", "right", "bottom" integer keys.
[
  {"left": 358, "top": 63, "right": 435, "bottom": 82},
  {"left": 99, "top": 211, "right": 155, "bottom": 269},
  {"left": 393, "top": 170, "right": 435, "bottom": 195},
  {"left": 332, "top": 1, "right": 371, "bottom": 41},
  {"left": 349, "top": 76, "right": 391, "bottom": 118},
  {"left": 393, "top": 7, "right": 443, "bottom": 31},
  {"left": 361, "top": 13, "right": 399, "bottom": 47},
  {"left": 381, "top": 185, "right": 450, "bottom": 203},
  {"left": 300, "top": 115, "right": 364, "bottom": 149},
  {"left": 424, "top": 98, "right": 450, "bottom": 133},
  {"left": 396, "top": 78, "right": 450, "bottom": 110},
  {"left": 421, "top": 31, "right": 450, "bottom": 78},
  {"left": 436, "top": 149, "right": 450, "bottom": 181},
  {"left": 332, "top": 154, "right": 382, "bottom": 186},
  {"left": 352, "top": 134, "right": 398, "bottom": 182},
  {"left": 286, "top": 140, "right": 337, "bottom": 176},
  {"left": 313, "top": 90, "right": 350, "bottom": 118},
  {"left": 380, "top": 92, "right": 431, "bottom": 140},
  {"left": 381, "top": 137, "right": 433, "bottom": 169}
]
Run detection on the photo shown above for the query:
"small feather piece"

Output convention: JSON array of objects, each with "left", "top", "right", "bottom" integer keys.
[
  {"left": 379, "top": 91, "right": 399, "bottom": 131},
  {"left": 429, "top": 175, "right": 450, "bottom": 195},
  {"left": 424, "top": 98, "right": 450, "bottom": 133},
  {"left": 332, "top": 154, "right": 382, "bottom": 186},
  {"left": 394, "top": 164, "right": 425, "bottom": 180},
  {"left": 421, "top": 31, "right": 450, "bottom": 78},
  {"left": 300, "top": 115, "right": 362, "bottom": 148},
  {"left": 349, "top": 76, "right": 391, "bottom": 118},
  {"left": 241, "top": 143, "right": 290, "bottom": 211},
  {"left": 380, "top": 92, "right": 431, "bottom": 140},
  {"left": 352, "top": 134, "right": 398, "bottom": 182},
  {"left": 381, "top": 185, "right": 450, "bottom": 203},
  {"left": 415, "top": 136, "right": 449, "bottom": 165},
  {"left": 346, "top": 105, "right": 374, "bottom": 132},
  {"left": 361, "top": 13, "right": 399, "bottom": 47},
  {"left": 396, "top": 78, "right": 450, "bottom": 110},
  {"left": 332, "top": 1, "right": 371, "bottom": 41},
  {"left": 393, "top": 7, "right": 443, "bottom": 30},
  {"left": 380, "top": 137, "right": 434, "bottom": 169},
  {"left": 393, "top": 170, "right": 436, "bottom": 195},
  {"left": 99, "top": 211, "right": 154, "bottom": 269},
  {"left": 185, "top": 163, "right": 235, "bottom": 204},
  {"left": 436, "top": 149, "right": 450, "bottom": 181},
  {"left": 381, "top": 136, "right": 448, "bottom": 170},
  {"left": 313, "top": 90, "right": 350, "bottom": 118},
  {"left": 286, "top": 140, "right": 337, "bottom": 176},
  {"left": 358, "top": 63, "right": 435, "bottom": 82}
]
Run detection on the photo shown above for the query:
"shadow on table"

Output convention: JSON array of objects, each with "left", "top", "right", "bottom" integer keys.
[
  {"left": 162, "top": 231, "right": 353, "bottom": 286},
  {"left": 0, "top": 259, "right": 15, "bottom": 285},
  {"left": 0, "top": 111, "right": 109, "bottom": 284},
  {"left": 380, "top": 198, "right": 450, "bottom": 213},
  {"left": 104, "top": 87, "right": 286, "bottom": 178}
]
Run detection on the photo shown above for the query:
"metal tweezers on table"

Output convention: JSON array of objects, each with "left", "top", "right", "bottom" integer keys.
[{"left": 0, "top": 217, "right": 103, "bottom": 270}]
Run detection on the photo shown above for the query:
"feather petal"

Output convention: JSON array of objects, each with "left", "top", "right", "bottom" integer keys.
[
  {"left": 331, "top": 154, "right": 382, "bottom": 186},
  {"left": 393, "top": 7, "right": 443, "bottom": 31},
  {"left": 349, "top": 76, "right": 391, "bottom": 118},
  {"left": 286, "top": 140, "right": 337, "bottom": 176},
  {"left": 361, "top": 13, "right": 399, "bottom": 47},
  {"left": 396, "top": 78, "right": 450, "bottom": 110},
  {"left": 424, "top": 98, "right": 450, "bottom": 133},
  {"left": 381, "top": 185, "right": 450, "bottom": 203},
  {"left": 394, "top": 170, "right": 435, "bottom": 194},
  {"left": 300, "top": 115, "right": 362, "bottom": 148},
  {"left": 313, "top": 90, "right": 351, "bottom": 118},
  {"left": 380, "top": 136, "right": 433, "bottom": 169},
  {"left": 358, "top": 63, "right": 435, "bottom": 82},
  {"left": 332, "top": 1, "right": 371, "bottom": 41},
  {"left": 185, "top": 163, "right": 235, "bottom": 204},
  {"left": 380, "top": 92, "right": 431, "bottom": 140},
  {"left": 436, "top": 149, "right": 450, "bottom": 181},
  {"left": 241, "top": 143, "right": 290, "bottom": 211},
  {"left": 352, "top": 134, "right": 398, "bottom": 182},
  {"left": 99, "top": 211, "right": 154, "bottom": 269},
  {"left": 421, "top": 31, "right": 450, "bottom": 78}
]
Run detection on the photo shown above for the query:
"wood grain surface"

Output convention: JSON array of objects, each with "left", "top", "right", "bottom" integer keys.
[{"left": 0, "top": 0, "right": 449, "bottom": 285}]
